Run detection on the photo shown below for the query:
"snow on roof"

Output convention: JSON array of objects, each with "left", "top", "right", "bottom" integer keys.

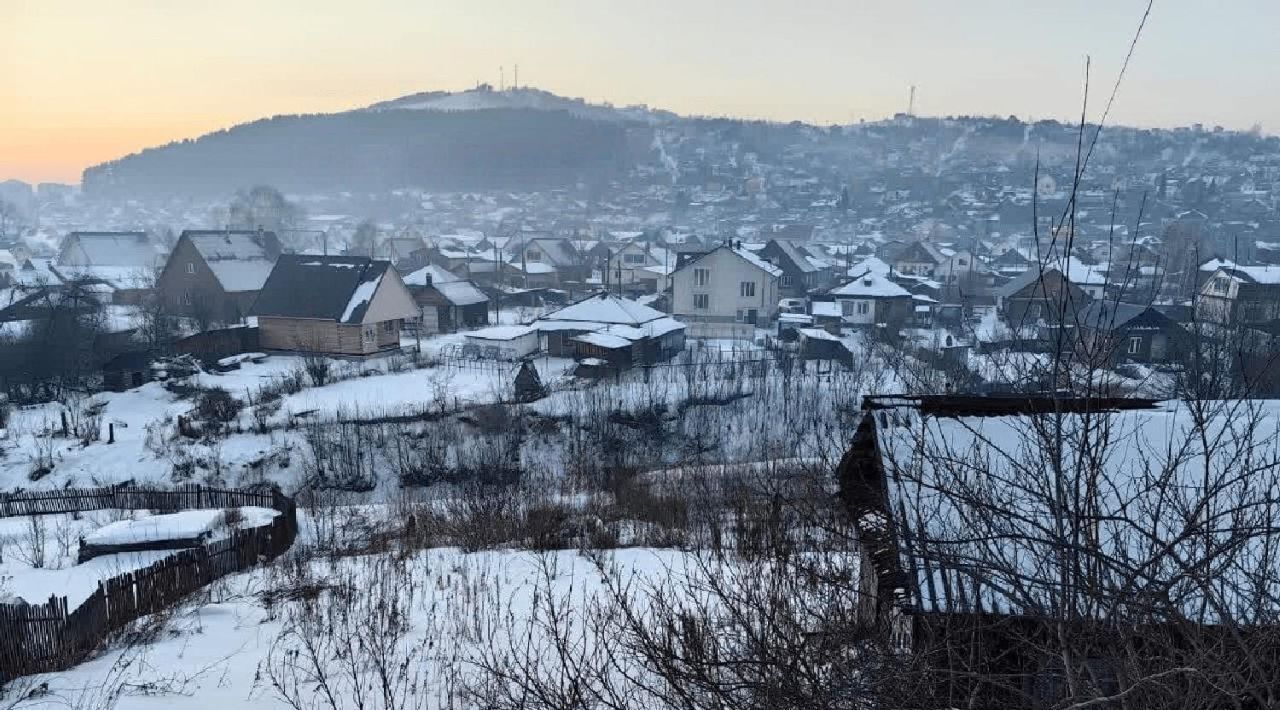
[
  {"left": 1219, "top": 264, "right": 1280, "bottom": 285},
  {"left": 811, "top": 301, "right": 842, "bottom": 317},
  {"left": 848, "top": 256, "right": 891, "bottom": 277},
  {"left": 402, "top": 264, "right": 460, "bottom": 286},
  {"left": 341, "top": 269, "right": 383, "bottom": 323},
  {"left": 518, "top": 262, "right": 558, "bottom": 274},
  {"left": 572, "top": 331, "right": 632, "bottom": 349},
  {"left": 541, "top": 293, "right": 666, "bottom": 326},
  {"left": 466, "top": 325, "right": 535, "bottom": 341},
  {"left": 730, "top": 246, "right": 784, "bottom": 277},
  {"left": 830, "top": 273, "right": 911, "bottom": 298},
  {"left": 797, "top": 327, "right": 839, "bottom": 341},
  {"left": 434, "top": 280, "right": 488, "bottom": 306},
  {"left": 186, "top": 231, "right": 272, "bottom": 261},
  {"left": 207, "top": 260, "right": 275, "bottom": 293},
  {"left": 61, "top": 232, "right": 161, "bottom": 268},
  {"left": 874, "top": 400, "right": 1280, "bottom": 618}
]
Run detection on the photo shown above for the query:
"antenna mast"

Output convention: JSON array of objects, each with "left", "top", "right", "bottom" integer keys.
[
  {"left": 514, "top": 64, "right": 519, "bottom": 89},
  {"left": 500, "top": 66, "right": 505, "bottom": 91},
  {"left": 908, "top": 85, "right": 916, "bottom": 116}
]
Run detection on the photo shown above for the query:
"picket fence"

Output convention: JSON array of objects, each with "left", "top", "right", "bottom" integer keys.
[{"left": 0, "top": 486, "right": 298, "bottom": 683}]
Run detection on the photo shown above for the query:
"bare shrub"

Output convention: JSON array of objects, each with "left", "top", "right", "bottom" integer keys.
[
  {"left": 13, "top": 515, "right": 48, "bottom": 569},
  {"left": 303, "top": 354, "right": 332, "bottom": 388},
  {"left": 194, "top": 387, "right": 243, "bottom": 428}
]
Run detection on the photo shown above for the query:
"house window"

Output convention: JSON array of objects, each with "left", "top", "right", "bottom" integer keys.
[
  {"left": 623, "top": 253, "right": 646, "bottom": 265},
  {"left": 693, "top": 268, "right": 710, "bottom": 287},
  {"left": 185, "top": 262, "right": 195, "bottom": 274},
  {"left": 363, "top": 325, "right": 376, "bottom": 343},
  {"left": 182, "top": 290, "right": 192, "bottom": 306},
  {"left": 856, "top": 301, "right": 870, "bottom": 315},
  {"left": 526, "top": 250, "right": 541, "bottom": 262},
  {"left": 693, "top": 293, "right": 710, "bottom": 310},
  {"left": 740, "top": 281, "right": 756, "bottom": 298},
  {"left": 1127, "top": 336, "right": 1142, "bottom": 355},
  {"left": 781, "top": 274, "right": 793, "bottom": 287},
  {"left": 381, "top": 321, "right": 395, "bottom": 333},
  {"left": 1211, "top": 277, "right": 1229, "bottom": 294},
  {"left": 1029, "top": 303, "right": 1043, "bottom": 320},
  {"left": 735, "top": 309, "right": 745, "bottom": 322},
  {"left": 958, "top": 258, "right": 968, "bottom": 266}
]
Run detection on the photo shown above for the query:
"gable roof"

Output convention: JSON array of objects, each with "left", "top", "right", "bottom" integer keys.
[
  {"left": 403, "top": 264, "right": 460, "bottom": 286},
  {"left": 59, "top": 231, "right": 161, "bottom": 268},
  {"left": 995, "top": 267, "right": 1065, "bottom": 299},
  {"left": 830, "top": 273, "right": 912, "bottom": 298},
  {"left": 182, "top": 230, "right": 280, "bottom": 293},
  {"left": 251, "top": 255, "right": 398, "bottom": 324},
  {"left": 675, "top": 245, "right": 784, "bottom": 278},
  {"left": 1075, "top": 301, "right": 1172, "bottom": 331},
  {"left": 541, "top": 293, "right": 666, "bottom": 326},
  {"left": 767, "top": 240, "right": 821, "bottom": 273},
  {"left": 516, "top": 237, "right": 579, "bottom": 266},
  {"left": 432, "top": 280, "right": 489, "bottom": 306}
]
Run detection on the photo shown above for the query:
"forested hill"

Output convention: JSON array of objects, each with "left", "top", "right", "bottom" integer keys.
[{"left": 81, "top": 108, "right": 634, "bottom": 198}]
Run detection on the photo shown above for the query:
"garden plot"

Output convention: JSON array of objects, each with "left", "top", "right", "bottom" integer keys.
[
  {"left": 83, "top": 507, "right": 278, "bottom": 547},
  {"left": 0, "top": 512, "right": 173, "bottom": 608}
]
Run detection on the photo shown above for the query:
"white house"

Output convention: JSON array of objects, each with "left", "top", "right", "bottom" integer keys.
[{"left": 670, "top": 245, "right": 782, "bottom": 339}]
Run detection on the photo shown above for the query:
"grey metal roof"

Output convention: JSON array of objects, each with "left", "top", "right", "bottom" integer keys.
[{"left": 250, "top": 254, "right": 393, "bottom": 324}]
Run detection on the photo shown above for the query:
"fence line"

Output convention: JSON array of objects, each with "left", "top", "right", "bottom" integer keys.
[
  {"left": 0, "top": 488, "right": 298, "bottom": 684},
  {"left": 0, "top": 484, "right": 279, "bottom": 519}
]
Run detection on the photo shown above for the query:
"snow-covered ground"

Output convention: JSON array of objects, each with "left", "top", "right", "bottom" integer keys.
[{"left": 20, "top": 546, "right": 690, "bottom": 709}]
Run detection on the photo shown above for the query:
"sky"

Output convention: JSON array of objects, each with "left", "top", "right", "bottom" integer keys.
[{"left": 1, "top": 0, "right": 1276, "bottom": 184}]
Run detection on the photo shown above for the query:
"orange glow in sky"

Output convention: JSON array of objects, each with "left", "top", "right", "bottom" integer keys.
[{"left": 3, "top": 0, "right": 1276, "bottom": 184}]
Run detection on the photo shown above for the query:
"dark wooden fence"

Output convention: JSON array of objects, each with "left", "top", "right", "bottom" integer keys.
[
  {"left": 0, "top": 488, "right": 298, "bottom": 684},
  {"left": 0, "top": 484, "right": 279, "bottom": 518}
]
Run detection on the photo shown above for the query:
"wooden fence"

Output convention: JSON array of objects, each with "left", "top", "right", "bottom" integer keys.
[
  {"left": 0, "top": 484, "right": 279, "bottom": 518},
  {"left": 0, "top": 488, "right": 298, "bottom": 684}
]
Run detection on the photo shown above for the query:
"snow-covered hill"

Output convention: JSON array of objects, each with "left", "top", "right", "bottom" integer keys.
[{"left": 367, "top": 85, "right": 671, "bottom": 123}]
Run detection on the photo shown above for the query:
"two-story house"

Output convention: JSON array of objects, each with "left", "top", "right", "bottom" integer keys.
[
  {"left": 758, "top": 240, "right": 825, "bottom": 298},
  {"left": 892, "top": 241, "right": 947, "bottom": 277},
  {"left": 670, "top": 245, "right": 781, "bottom": 339},
  {"left": 1197, "top": 265, "right": 1280, "bottom": 325},
  {"left": 605, "top": 243, "right": 676, "bottom": 296},
  {"left": 157, "top": 229, "right": 281, "bottom": 326}
]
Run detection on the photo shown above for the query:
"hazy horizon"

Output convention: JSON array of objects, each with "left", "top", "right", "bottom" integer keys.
[{"left": 4, "top": 0, "right": 1276, "bottom": 185}]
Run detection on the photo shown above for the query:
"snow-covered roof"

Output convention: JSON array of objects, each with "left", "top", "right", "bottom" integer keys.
[
  {"left": 207, "top": 260, "right": 275, "bottom": 293},
  {"left": 797, "top": 327, "right": 839, "bottom": 341},
  {"left": 731, "top": 246, "right": 784, "bottom": 277},
  {"left": 572, "top": 331, "right": 632, "bottom": 349},
  {"left": 541, "top": 293, "right": 666, "bottom": 326},
  {"left": 466, "top": 325, "right": 535, "bottom": 341},
  {"left": 59, "top": 232, "right": 163, "bottom": 268},
  {"left": 433, "top": 280, "right": 488, "bottom": 306},
  {"left": 186, "top": 231, "right": 273, "bottom": 261},
  {"left": 830, "top": 273, "right": 911, "bottom": 298},
  {"left": 873, "top": 399, "right": 1280, "bottom": 619},
  {"left": 811, "top": 301, "right": 842, "bottom": 317},
  {"left": 848, "top": 256, "right": 891, "bottom": 278},
  {"left": 402, "top": 264, "right": 460, "bottom": 286}
]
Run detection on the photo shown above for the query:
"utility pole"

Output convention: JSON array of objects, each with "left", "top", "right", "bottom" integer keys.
[{"left": 908, "top": 85, "right": 916, "bottom": 116}]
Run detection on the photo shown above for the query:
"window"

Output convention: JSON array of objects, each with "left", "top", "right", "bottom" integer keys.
[
  {"left": 363, "top": 325, "right": 376, "bottom": 343},
  {"left": 693, "top": 268, "right": 710, "bottom": 287},
  {"left": 181, "top": 290, "right": 192, "bottom": 306},
  {"left": 1029, "top": 303, "right": 1043, "bottom": 320},
  {"left": 856, "top": 301, "right": 870, "bottom": 315},
  {"left": 693, "top": 293, "right": 710, "bottom": 310},
  {"left": 623, "top": 253, "right": 646, "bottom": 265},
  {"left": 735, "top": 309, "right": 745, "bottom": 322},
  {"left": 1127, "top": 336, "right": 1142, "bottom": 355},
  {"left": 1212, "top": 277, "right": 1229, "bottom": 294},
  {"left": 740, "top": 281, "right": 756, "bottom": 298},
  {"left": 958, "top": 258, "right": 968, "bottom": 266},
  {"left": 780, "top": 274, "right": 793, "bottom": 287},
  {"left": 185, "top": 262, "right": 196, "bottom": 274},
  {"left": 381, "top": 321, "right": 396, "bottom": 333},
  {"left": 526, "top": 250, "right": 541, "bottom": 262}
]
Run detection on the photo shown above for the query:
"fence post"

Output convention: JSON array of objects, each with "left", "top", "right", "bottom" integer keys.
[{"left": 195, "top": 484, "right": 202, "bottom": 509}]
